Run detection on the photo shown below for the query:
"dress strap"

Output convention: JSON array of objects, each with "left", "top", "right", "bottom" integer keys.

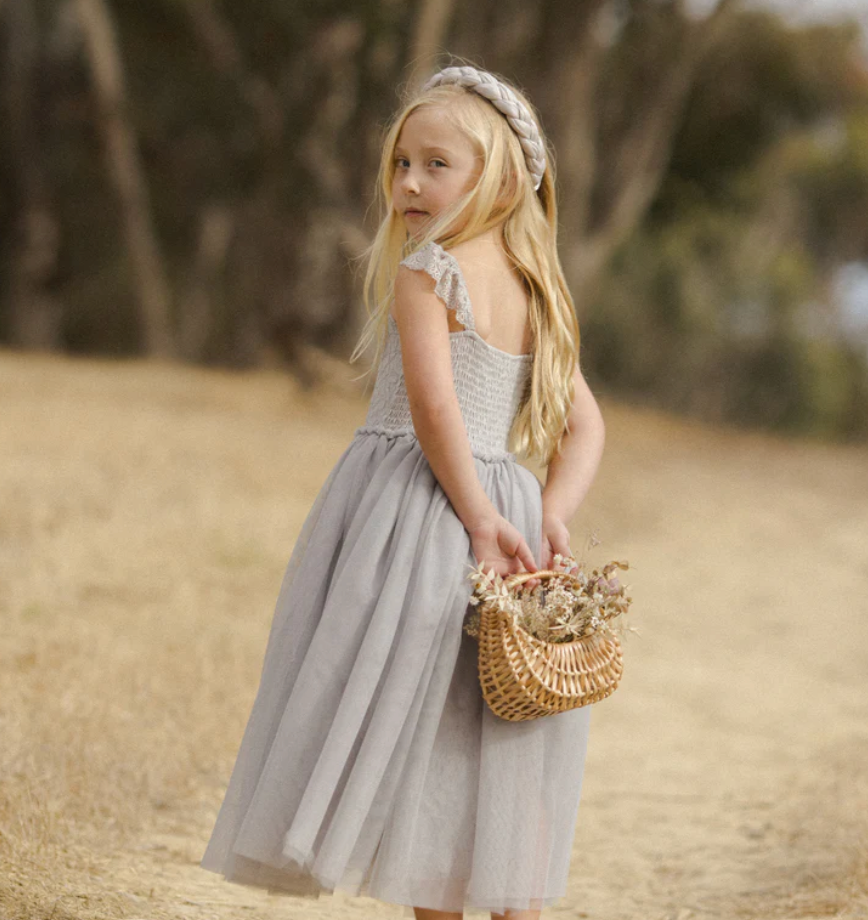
[{"left": 399, "top": 240, "right": 476, "bottom": 332}]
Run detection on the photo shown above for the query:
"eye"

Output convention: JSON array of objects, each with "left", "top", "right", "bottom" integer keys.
[
  {"left": 394, "top": 156, "right": 409, "bottom": 169},
  {"left": 430, "top": 159, "right": 447, "bottom": 168}
]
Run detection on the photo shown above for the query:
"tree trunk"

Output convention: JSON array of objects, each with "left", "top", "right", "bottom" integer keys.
[
  {"left": 463, "top": 0, "right": 740, "bottom": 317},
  {"left": 2, "top": 0, "right": 63, "bottom": 349},
  {"left": 75, "top": 0, "right": 175, "bottom": 358},
  {"left": 407, "top": 0, "right": 456, "bottom": 89},
  {"left": 179, "top": 204, "right": 234, "bottom": 362},
  {"left": 564, "top": 0, "right": 740, "bottom": 314}
]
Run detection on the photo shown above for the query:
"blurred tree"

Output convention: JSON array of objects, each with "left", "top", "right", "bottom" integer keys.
[
  {"left": 1, "top": 0, "right": 62, "bottom": 349},
  {"left": 0, "top": 0, "right": 738, "bottom": 365},
  {"left": 438, "top": 0, "right": 741, "bottom": 314},
  {"left": 582, "top": 11, "right": 868, "bottom": 438},
  {"left": 76, "top": 0, "right": 174, "bottom": 357},
  {"left": 0, "top": 0, "right": 866, "bottom": 438}
]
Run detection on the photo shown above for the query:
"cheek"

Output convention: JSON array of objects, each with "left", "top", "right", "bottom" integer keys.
[{"left": 437, "top": 177, "right": 465, "bottom": 201}]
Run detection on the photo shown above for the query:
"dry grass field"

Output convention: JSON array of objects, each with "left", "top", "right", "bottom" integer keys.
[{"left": 1, "top": 348, "right": 867, "bottom": 920}]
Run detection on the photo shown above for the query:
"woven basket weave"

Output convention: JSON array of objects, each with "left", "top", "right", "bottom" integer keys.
[{"left": 476, "top": 569, "right": 624, "bottom": 722}]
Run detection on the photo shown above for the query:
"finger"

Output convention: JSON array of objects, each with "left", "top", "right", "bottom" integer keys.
[
  {"left": 552, "top": 536, "right": 575, "bottom": 568},
  {"left": 553, "top": 533, "right": 571, "bottom": 558},
  {"left": 506, "top": 546, "right": 524, "bottom": 577},
  {"left": 515, "top": 538, "right": 537, "bottom": 574},
  {"left": 499, "top": 530, "right": 523, "bottom": 565},
  {"left": 540, "top": 537, "right": 553, "bottom": 571}
]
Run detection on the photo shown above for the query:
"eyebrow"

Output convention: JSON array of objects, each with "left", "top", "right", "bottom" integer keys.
[{"left": 394, "top": 145, "right": 452, "bottom": 155}]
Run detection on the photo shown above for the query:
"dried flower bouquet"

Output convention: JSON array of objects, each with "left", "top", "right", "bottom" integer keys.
[{"left": 464, "top": 552, "right": 634, "bottom": 644}]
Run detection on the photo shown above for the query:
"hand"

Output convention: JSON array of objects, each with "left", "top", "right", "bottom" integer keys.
[
  {"left": 467, "top": 513, "right": 537, "bottom": 581},
  {"left": 539, "top": 511, "right": 577, "bottom": 572}
]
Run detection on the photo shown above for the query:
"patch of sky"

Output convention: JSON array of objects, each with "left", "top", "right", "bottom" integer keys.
[{"left": 833, "top": 261, "right": 868, "bottom": 347}]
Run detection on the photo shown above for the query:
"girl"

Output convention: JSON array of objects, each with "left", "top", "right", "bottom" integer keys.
[{"left": 200, "top": 62, "right": 606, "bottom": 920}]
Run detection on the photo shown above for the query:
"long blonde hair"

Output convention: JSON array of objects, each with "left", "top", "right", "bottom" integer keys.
[{"left": 349, "top": 67, "right": 580, "bottom": 466}]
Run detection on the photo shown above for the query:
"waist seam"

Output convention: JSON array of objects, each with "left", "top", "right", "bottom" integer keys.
[{"left": 354, "top": 424, "right": 516, "bottom": 463}]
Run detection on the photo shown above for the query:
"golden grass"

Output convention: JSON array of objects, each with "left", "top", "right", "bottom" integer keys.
[{"left": 1, "top": 348, "right": 866, "bottom": 919}]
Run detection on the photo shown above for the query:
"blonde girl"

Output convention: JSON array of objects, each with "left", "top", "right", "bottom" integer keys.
[{"left": 200, "top": 60, "right": 606, "bottom": 920}]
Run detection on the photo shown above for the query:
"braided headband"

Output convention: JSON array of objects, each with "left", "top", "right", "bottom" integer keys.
[{"left": 422, "top": 65, "right": 546, "bottom": 191}]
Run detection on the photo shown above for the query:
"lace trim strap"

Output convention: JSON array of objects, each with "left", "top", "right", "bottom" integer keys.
[{"left": 399, "top": 241, "right": 476, "bottom": 331}]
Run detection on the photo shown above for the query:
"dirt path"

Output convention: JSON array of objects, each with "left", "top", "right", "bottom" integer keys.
[{"left": 1, "top": 350, "right": 866, "bottom": 920}]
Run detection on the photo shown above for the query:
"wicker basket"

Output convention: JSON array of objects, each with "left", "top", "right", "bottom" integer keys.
[{"left": 476, "top": 569, "right": 624, "bottom": 722}]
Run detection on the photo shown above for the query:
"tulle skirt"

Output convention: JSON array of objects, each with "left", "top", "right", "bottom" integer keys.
[{"left": 199, "top": 428, "right": 590, "bottom": 915}]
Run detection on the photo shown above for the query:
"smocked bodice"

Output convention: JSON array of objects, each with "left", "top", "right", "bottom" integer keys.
[{"left": 356, "top": 240, "right": 532, "bottom": 462}]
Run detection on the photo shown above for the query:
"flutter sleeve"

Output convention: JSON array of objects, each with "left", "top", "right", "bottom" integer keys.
[{"left": 399, "top": 240, "right": 476, "bottom": 331}]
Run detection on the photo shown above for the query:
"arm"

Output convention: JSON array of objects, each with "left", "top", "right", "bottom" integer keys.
[
  {"left": 540, "top": 363, "right": 606, "bottom": 565},
  {"left": 392, "top": 264, "right": 536, "bottom": 575}
]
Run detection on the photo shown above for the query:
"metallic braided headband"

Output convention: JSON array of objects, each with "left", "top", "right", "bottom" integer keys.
[{"left": 422, "top": 65, "right": 547, "bottom": 191}]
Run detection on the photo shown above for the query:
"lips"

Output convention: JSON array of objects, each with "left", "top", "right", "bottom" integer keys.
[{"left": 404, "top": 209, "right": 429, "bottom": 218}]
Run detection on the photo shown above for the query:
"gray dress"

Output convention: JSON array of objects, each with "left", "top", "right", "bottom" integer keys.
[{"left": 199, "top": 239, "right": 591, "bottom": 915}]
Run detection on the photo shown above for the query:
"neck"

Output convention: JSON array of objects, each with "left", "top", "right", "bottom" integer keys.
[{"left": 465, "top": 225, "right": 505, "bottom": 249}]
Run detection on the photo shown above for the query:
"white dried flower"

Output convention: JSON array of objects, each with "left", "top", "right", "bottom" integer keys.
[{"left": 464, "top": 556, "right": 634, "bottom": 644}]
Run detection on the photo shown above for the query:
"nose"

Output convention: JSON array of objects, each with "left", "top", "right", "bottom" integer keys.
[{"left": 398, "top": 167, "right": 420, "bottom": 195}]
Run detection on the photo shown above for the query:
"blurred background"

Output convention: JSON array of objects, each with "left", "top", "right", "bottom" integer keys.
[
  {"left": 2, "top": 0, "right": 868, "bottom": 438},
  {"left": 2, "top": 4, "right": 868, "bottom": 920}
]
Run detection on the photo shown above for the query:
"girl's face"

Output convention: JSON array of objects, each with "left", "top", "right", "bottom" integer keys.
[{"left": 391, "top": 106, "right": 481, "bottom": 240}]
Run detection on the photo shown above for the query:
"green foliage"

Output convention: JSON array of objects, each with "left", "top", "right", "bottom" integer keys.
[
  {"left": 586, "top": 8, "right": 868, "bottom": 440},
  {"left": 664, "top": 12, "right": 863, "bottom": 199}
]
